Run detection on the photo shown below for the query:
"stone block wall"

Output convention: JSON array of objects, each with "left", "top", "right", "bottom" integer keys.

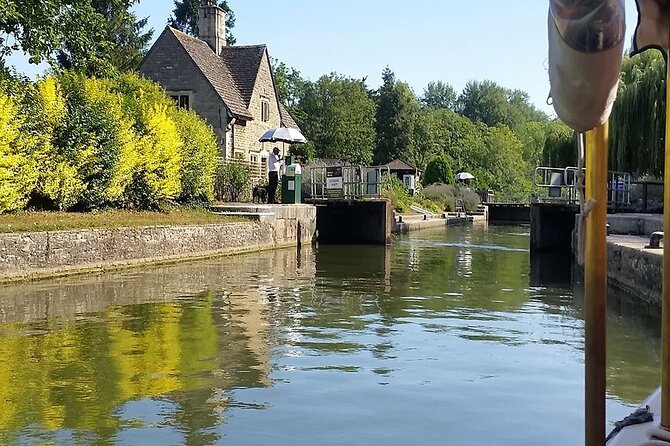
[
  {"left": 607, "top": 241, "right": 662, "bottom": 305},
  {"left": 0, "top": 205, "right": 316, "bottom": 282},
  {"left": 232, "top": 50, "right": 282, "bottom": 160}
]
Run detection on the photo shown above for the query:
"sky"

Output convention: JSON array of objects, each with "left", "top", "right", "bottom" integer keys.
[{"left": 7, "top": 0, "right": 641, "bottom": 116}]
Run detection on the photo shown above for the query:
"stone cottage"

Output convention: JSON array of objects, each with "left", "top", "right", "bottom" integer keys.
[{"left": 138, "top": 1, "right": 299, "bottom": 179}]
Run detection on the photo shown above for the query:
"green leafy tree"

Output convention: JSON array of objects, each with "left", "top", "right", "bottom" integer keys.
[
  {"left": 295, "top": 73, "right": 376, "bottom": 164},
  {"left": 609, "top": 50, "right": 666, "bottom": 176},
  {"left": 456, "top": 80, "right": 546, "bottom": 131},
  {"left": 423, "top": 156, "right": 454, "bottom": 186},
  {"left": 542, "top": 120, "right": 576, "bottom": 168},
  {"left": 457, "top": 80, "right": 509, "bottom": 127},
  {"left": 421, "top": 81, "right": 457, "bottom": 109},
  {"left": 170, "top": 0, "right": 236, "bottom": 46},
  {"left": 272, "top": 59, "right": 306, "bottom": 109},
  {"left": 57, "top": 0, "right": 154, "bottom": 74},
  {"left": 0, "top": 0, "right": 113, "bottom": 70},
  {"left": 374, "top": 67, "right": 420, "bottom": 164}
]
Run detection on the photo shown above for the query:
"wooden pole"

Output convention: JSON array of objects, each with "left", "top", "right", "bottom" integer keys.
[
  {"left": 661, "top": 50, "right": 670, "bottom": 431},
  {"left": 584, "top": 125, "right": 608, "bottom": 446}
]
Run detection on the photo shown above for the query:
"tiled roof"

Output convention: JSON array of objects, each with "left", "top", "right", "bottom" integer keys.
[
  {"left": 384, "top": 159, "right": 418, "bottom": 171},
  {"left": 278, "top": 102, "right": 300, "bottom": 130},
  {"left": 169, "top": 27, "right": 252, "bottom": 120},
  {"left": 219, "top": 45, "right": 266, "bottom": 107}
]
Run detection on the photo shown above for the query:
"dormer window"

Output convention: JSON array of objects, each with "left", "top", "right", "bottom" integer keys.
[{"left": 261, "top": 98, "right": 270, "bottom": 122}]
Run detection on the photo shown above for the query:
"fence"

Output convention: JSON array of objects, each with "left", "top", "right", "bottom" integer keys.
[
  {"left": 303, "top": 165, "right": 390, "bottom": 200},
  {"left": 220, "top": 157, "right": 265, "bottom": 184},
  {"left": 533, "top": 166, "right": 631, "bottom": 209}
]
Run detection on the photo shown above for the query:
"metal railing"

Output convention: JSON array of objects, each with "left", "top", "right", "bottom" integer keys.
[
  {"left": 303, "top": 164, "right": 390, "bottom": 200},
  {"left": 533, "top": 166, "right": 631, "bottom": 208}
]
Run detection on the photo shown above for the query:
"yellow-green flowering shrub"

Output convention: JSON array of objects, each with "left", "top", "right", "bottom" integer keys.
[
  {"left": 115, "top": 74, "right": 182, "bottom": 208},
  {"left": 56, "top": 73, "right": 141, "bottom": 209},
  {"left": 172, "top": 108, "right": 218, "bottom": 203},
  {"left": 0, "top": 92, "right": 37, "bottom": 212}
]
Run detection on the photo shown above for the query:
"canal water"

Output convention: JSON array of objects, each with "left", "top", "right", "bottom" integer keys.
[{"left": 0, "top": 224, "right": 661, "bottom": 445}]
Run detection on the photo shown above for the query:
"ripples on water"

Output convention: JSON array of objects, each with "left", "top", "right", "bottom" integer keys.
[{"left": 0, "top": 225, "right": 661, "bottom": 445}]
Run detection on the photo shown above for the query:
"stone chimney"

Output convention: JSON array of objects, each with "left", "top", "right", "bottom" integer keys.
[{"left": 198, "top": 0, "right": 226, "bottom": 55}]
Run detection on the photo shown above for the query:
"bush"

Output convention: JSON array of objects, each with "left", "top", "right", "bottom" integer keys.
[
  {"left": 423, "top": 183, "right": 456, "bottom": 211},
  {"left": 214, "top": 163, "right": 251, "bottom": 202},
  {"left": 423, "top": 155, "right": 453, "bottom": 186},
  {"left": 0, "top": 70, "right": 222, "bottom": 213},
  {"left": 460, "top": 187, "right": 481, "bottom": 213},
  {"left": 382, "top": 174, "right": 411, "bottom": 213},
  {"left": 411, "top": 193, "right": 442, "bottom": 213},
  {"left": 54, "top": 74, "right": 137, "bottom": 209},
  {"left": 171, "top": 108, "right": 218, "bottom": 204},
  {"left": 115, "top": 73, "right": 182, "bottom": 208},
  {"left": 422, "top": 183, "right": 479, "bottom": 212},
  {"left": 0, "top": 92, "right": 37, "bottom": 212}
]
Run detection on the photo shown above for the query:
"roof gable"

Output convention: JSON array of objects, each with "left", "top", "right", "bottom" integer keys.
[
  {"left": 167, "top": 27, "right": 252, "bottom": 120},
  {"left": 383, "top": 159, "right": 418, "bottom": 171},
  {"left": 219, "top": 45, "right": 266, "bottom": 107}
]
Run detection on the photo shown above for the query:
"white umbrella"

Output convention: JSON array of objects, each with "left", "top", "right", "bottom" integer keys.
[
  {"left": 455, "top": 172, "right": 475, "bottom": 181},
  {"left": 259, "top": 127, "right": 306, "bottom": 144}
]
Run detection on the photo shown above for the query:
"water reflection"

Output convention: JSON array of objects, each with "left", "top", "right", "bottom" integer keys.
[{"left": 0, "top": 225, "right": 661, "bottom": 445}]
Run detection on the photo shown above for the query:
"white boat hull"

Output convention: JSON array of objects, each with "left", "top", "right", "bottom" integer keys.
[{"left": 608, "top": 387, "right": 662, "bottom": 445}]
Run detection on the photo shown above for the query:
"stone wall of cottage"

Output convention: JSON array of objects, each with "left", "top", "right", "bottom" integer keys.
[
  {"left": 139, "top": 30, "right": 230, "bottom": 156},
  {"left": 232, "top": 50, "right": 282, "bottom": 164}
]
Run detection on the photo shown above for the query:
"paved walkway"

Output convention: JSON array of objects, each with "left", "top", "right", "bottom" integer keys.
[{"left": 608, "top": 234, "right": 662, "bottom": 258}]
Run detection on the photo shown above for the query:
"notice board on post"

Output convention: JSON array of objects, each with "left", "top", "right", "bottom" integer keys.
[{"left": 326, "top": 166, "right": 344, "bottom": 198}]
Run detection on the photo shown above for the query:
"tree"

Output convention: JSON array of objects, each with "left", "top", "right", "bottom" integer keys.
[
  {"left": 295, "top": 73, "right": 376, "bottom": 164},
  {"left": 457, "top": 80, "right": 508, "bottom": 127},
  {"left": 421, "top": 81, "right": 457, "bottom": 109},
  {"left": 542, "top": 120, "right": 576, "bottom": 168},
  {"left": 0, "top": 0, "right": 112, "bottom": 69},
  {"left": 423, "top": 156, "right": 453, "bottom": 186},
  {"left": 271, "top": 59, "right": 306, "bottom": 109},
  {"left": 609, "top": 50, "right": 666, "bottom": 176},
  {"left": 170, "top": 0, "right": 236, "bottom": 46},
  {"left": 374, "top": 67, "right": 420, "bottom": 164},
  {"left": 456, "top": 80, "right": 546, "bottom": 130},
  {"left": 57, "top": 0, "right": 154, "bottom": 74}
]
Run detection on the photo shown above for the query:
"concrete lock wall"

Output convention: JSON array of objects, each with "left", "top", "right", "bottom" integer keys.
[
  {"left": 0, "top": 205, "right": 316, "bottom": 282},
  {"left": 315, "top": 200, "right": 393, "bottom": 244},
  {"left": 530, "top": 203, "right": 578, "bottom": 252}
]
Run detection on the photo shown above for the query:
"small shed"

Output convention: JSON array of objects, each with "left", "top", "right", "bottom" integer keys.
[{"left": 383, "top": 159, "right": 422, "bottom": 195}]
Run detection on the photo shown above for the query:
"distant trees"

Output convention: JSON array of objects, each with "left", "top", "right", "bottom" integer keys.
[
  {"left": 374, "top": 67, "right": 420, "bottom": 164},
  {"left": 171, "top": 0, "right": 236, "bottom": 45},
  {"left": 421, "top": 81, "right": 457, "bottom": 110},
  {"left": 270, "top": 61, "right": 570, "bottom": 200},
  {"left": 296, "top": 74, "right": 376, "bottom": 164}
]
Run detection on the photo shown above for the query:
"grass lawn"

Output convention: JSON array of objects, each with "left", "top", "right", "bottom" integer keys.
[{"left": 0, "top": 209, "right": 243, "bottom": 234}]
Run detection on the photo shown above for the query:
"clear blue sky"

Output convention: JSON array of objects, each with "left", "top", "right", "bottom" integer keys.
[{"left": 8, "top": 0, "right": 640, "bottom": 115}]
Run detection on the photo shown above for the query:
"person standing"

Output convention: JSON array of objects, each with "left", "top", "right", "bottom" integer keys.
[{"left": 267, "top": 147, "right": 282, "bottom": 204}]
